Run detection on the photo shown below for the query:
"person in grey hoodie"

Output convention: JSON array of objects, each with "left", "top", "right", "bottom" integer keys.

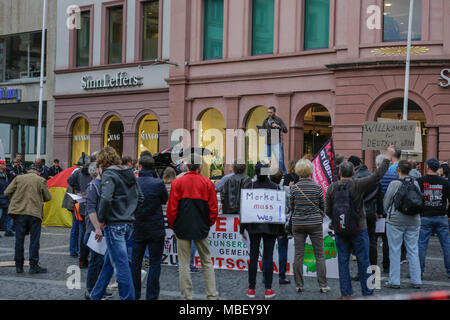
[
  {"left": 384, "top": 160, "right": 422, "bottom": 289},
  {"left": 90, "top": 147, "right": 144, "bottom": 300}
]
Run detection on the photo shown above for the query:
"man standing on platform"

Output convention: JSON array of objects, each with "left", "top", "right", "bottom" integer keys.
[{"left": 262, "top": 106, "right": 288, "bottom": 174}]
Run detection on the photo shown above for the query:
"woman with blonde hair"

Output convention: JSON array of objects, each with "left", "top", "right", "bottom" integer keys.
[{"left": 290, "top": 159, "right": 330, "bottom": 293}]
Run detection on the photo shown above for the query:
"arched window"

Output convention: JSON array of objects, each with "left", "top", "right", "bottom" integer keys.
[
  {"left": 71, "top": 117, "right": 91, "bottom": 165},
  {"left": 138, "top": 114, "right": 159, "bottom": 157},
  {"left": 104, "top": 116, "right": 124, "bottom": 156},
  {"left": 198, "top": 108, "right": 225, "bottom": 178}
]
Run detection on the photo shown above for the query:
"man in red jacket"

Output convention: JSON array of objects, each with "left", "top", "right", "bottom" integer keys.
[{"left": 167, "top": 155, "right": 219, "bottom": 300}]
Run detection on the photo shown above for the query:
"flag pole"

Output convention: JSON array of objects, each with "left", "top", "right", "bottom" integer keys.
[
  {"left": 402, "top": 0, "right": 414, "bottom": 121},
  {"left": 37, "top": 0, "right": 47, "bottom": 158}
]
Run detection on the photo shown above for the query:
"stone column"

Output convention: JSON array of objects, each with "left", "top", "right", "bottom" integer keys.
[{"left": 426, "top": 126, "right": 438, "bottom": 160}]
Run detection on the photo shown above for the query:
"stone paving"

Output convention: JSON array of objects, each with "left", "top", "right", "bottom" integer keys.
[{"left": 0, "top": 227, "right": 448, "bottom": 300}]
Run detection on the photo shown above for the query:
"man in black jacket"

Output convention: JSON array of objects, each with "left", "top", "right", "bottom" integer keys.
[
  {"left": 261, "top": 106, "right": 288, "bottom": 174},
  {"left": 131, "top": 155, "right": 168, "bottom": 300},
  {"left": 48, "top": 159, "right": 63, "bottom": 178},
  {"left": 221, "top": 161, "right": 251, "bottom": 214},
  {"left": 90, "top": 147, "right": 144, "bottom": 300}
]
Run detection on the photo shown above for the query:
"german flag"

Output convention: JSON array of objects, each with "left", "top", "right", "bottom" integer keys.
[{"left": 42, "top": 166, "right": 78, "bottom": 227}]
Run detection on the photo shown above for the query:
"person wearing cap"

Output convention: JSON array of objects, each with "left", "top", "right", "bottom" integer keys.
[
  {"left": 417, "top": 158, "right": 450, "bottom": 279},
  {"left": 0, "top": 160, "right": 14, "bottom": 237},
  {"left": 166, "top": 150, "right": 219, "bottom": 300},
  {"left": 4, "top": 165, "right": 51, "bottom": 274}
]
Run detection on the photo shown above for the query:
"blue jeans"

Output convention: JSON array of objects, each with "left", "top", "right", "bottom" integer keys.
[
  {"left": 69, "top": 212, "right": 82, "bottom": 256},
  {"left": 90, "top": 224, "right": 135, "bottom": 300},
  {"left": 131, "top": 236, "right": 164, "bottom": 300},
  {"left": 418, "top": 216, "right": 450, "bottom": 276},
  {"left": 14, "top": 215, "right": 41, "bottom": 267},
  {"left": 386, "top": 223, "right": 422, "bottom": 286},
  {"left": 277, "top": 236, "right": 289, "bottom": 280},
  {"left": 266, "top": 142, "right": 287, "bottom": 174},
  {"left": 335, "top": 230, "right": 374, "bottom": 297},
  {"left": 83, "top": 233, "right": 105, "bottom": 293},
  {"left": 190, "top": 241, "right": 197, "bottom": 269},
  {"left": 0, "top": 207, "right": 13, "bottom": 233}
]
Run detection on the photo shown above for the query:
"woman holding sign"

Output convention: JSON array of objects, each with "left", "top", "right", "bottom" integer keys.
[
  {"left": 240, "top": 162, "right": 284, "bottom": 299},
  {"left": 290, "top": 159, "right": 330, "bottom": 294}
]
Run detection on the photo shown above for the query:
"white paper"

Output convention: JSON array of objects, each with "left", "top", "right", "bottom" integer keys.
[
  {"left": 240, "top": 189, "right": 286, "bottom": 224},
  {"left": 87, "top": 231, "right": 107, "bottom": 255},
  {"left": 376, "top": 218, "right": 386, "bottom": 233},
  {"left": 67, "top": 193, "right": 86, "bottom": 203}
]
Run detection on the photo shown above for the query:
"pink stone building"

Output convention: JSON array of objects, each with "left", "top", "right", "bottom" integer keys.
[{"left": 167, "top": 0, "right": 450, "bottom": 172}]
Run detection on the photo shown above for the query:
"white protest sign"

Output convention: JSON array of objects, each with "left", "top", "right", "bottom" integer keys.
[{"left": 239, "top": 189, "right": 286, "bottom": 224}]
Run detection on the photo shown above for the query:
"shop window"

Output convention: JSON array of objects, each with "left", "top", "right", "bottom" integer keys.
[
  {"left": 303, "top": 105, "right": 331, "bottom": 156},
  {"left": 304, "top": 0, "right": 330, "bottom": 50},
  {"left": 203, "top": 0, "right": 224, "bottom": 60},
  {"left": 0, "top": 123, "right": 11, "bottom": 154},
  {"left": 383, "top": 0, "right": 422, "bottom": 42},
  {"left": 76, "top": 11, "right": 91, "bottom": 67},
  {"left": 72, "top": 118, "right": 91, "bottom": 165},
  {"left": 0, "top": 31, "right": 46, "bottom": 82},
  {"left": 198, "top": 108, "right": 225, "bottom": 178},
  {"left": 104, "top": 116, "right": 124, "bottom": 156},
  {"left": 251, "top": 0, "right": 274, "bottom": 56},
  {"left": 17, "top": 124, "right": 46, "bottom": 155},
  {"left": 245, "top": 106, "right": 268, "bottom": 166},
  {"left": 108, "top": 6, "right": 124, "bottom": 64},
  {"left": 142, "top": 0, "right": 159, "bottom": 61},
  {"left": 138, "top": 114, "right": 159, "bottom": 157}
]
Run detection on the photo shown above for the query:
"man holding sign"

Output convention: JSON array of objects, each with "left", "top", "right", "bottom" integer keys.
[{"left": 240, "top": 162, "right": 285, "bottom": 299}]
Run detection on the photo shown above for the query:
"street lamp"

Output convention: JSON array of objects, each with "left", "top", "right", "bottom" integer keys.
[
  {"left": 36, "top": 0, "right": 47, "bottom": 158},
  {"left": 402, "top": 0, "right": 414, "bottom": 121}
]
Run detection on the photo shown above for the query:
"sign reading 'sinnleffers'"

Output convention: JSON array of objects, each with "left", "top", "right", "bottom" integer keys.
[
  {"left": 362, "top": 121, "right": 417, "bottom": 150},
  {"left": 81, "top": 72, "right": 143, "bottom": 90}
]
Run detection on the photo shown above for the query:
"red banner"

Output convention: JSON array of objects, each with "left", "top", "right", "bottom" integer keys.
[{"left": 311, "top": 139, "right": 336, "bottom": 198}]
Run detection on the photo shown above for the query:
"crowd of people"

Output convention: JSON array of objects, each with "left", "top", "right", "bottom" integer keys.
[{"left": 0, "top": 144, "right": 449, "bottom": 300}]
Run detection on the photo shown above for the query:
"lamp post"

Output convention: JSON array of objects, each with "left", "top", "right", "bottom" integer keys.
[
  {"left": 36, "top": 0, "right": 47, "bottom": 158},
  {"left": 402, "top": 0, "right": 414, "bottom": 121}
]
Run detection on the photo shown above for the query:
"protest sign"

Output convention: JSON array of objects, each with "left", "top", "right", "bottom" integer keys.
[
  {"left": 239, "top": 188, "right": 286, "bottom": 224},
  {"left": 362, "top": 121, "right": 416, "bottom": 150},
  {"left": 162, "top": 214, "right": 339, "bottom": 279}
]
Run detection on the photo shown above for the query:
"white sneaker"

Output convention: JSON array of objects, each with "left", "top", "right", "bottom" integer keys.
[
  {"left": 107, "top": 281, "right": 118, "bottom": 290},
  {"left": 141, "top": 269, "right": 147, "bottom": 282}
]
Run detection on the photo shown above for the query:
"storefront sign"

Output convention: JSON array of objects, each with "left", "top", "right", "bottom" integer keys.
[
  {"left": 108, "top": 134, "right": 121, "bottom": 141},
  {"left": 362, "top": 121, "right": 416, "bottom": 150},
  {"left": 440, "top": 68, "right": 450, "bottom": 88},
  {"left": 140, "top": 133, "right": 159, "bottom": 140},
  {"left": 0, "top": 87, "right": 21, "bottom": 102},
  {"left": 73, "top": 135, "right": 90, "bottom": 141},
  {"left": 81, "top": 72, "right": 143, "bottom": 90}
]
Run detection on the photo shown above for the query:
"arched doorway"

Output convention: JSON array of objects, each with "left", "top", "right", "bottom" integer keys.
[
  {"left": 303, "top": 104, "right": 332, "bottom": 157},
  {"left": 104, "top": 115, "right": 124, "bottom": 157},
  {"left": 376, "top": 99, "right": 427, "bottom": 171},
  {"left": 71, "top": 117, "right": 91, "bottom": 165},
  {"left": 245, "top": 106, "right": 268, "bottom": 168},
  {"left": 198, "top": 108, "right": 225, "bottom": 178},
  {"left": 137, "top": 114, "right": 159, "bottom": 158}
]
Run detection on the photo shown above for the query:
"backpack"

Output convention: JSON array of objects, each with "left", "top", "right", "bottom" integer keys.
[
  {"left": 393, "top": 177, "right": 423, "bottom": 216},
  {"left": 331, "top": 181, "right": 359, "bottom": 237}
]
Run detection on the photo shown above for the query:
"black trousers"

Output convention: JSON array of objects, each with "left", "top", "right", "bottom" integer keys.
[
  {"left": 14, "top": 215, "right": 41, "bottom": 267},
  {"left": 79, "top": 218, "right": 90, "bottom": 263}
]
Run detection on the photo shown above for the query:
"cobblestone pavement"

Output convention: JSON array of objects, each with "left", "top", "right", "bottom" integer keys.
[{"left": 0, "top": 227, "right": 448, "bottom": 300}]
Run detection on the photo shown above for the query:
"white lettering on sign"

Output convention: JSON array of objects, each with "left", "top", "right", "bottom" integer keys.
[
  {"left": 141, "top": 133, "right": 159, "bottom": 140},
  {"left": 81, "top": 72, "right": 143, "bottom": 90},
  {"left": 240, "top": 189, "right": 286, "bottom": 225},
  {"left": 73, "top": 135, "right": 90, "bottom": 142},
  {"left": 109, "top": 134, "right": 121, "bottom": 141},
  {"left": 440, "top": 68, "right": 450, "bottom": 88}
]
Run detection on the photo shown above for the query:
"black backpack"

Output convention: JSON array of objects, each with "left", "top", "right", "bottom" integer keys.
[
  {"left": 331, "top": 181, "right": 359, "bottom": 237},
  {"left": 393, "top": 177, "right": 423, "bottom": 216}
]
